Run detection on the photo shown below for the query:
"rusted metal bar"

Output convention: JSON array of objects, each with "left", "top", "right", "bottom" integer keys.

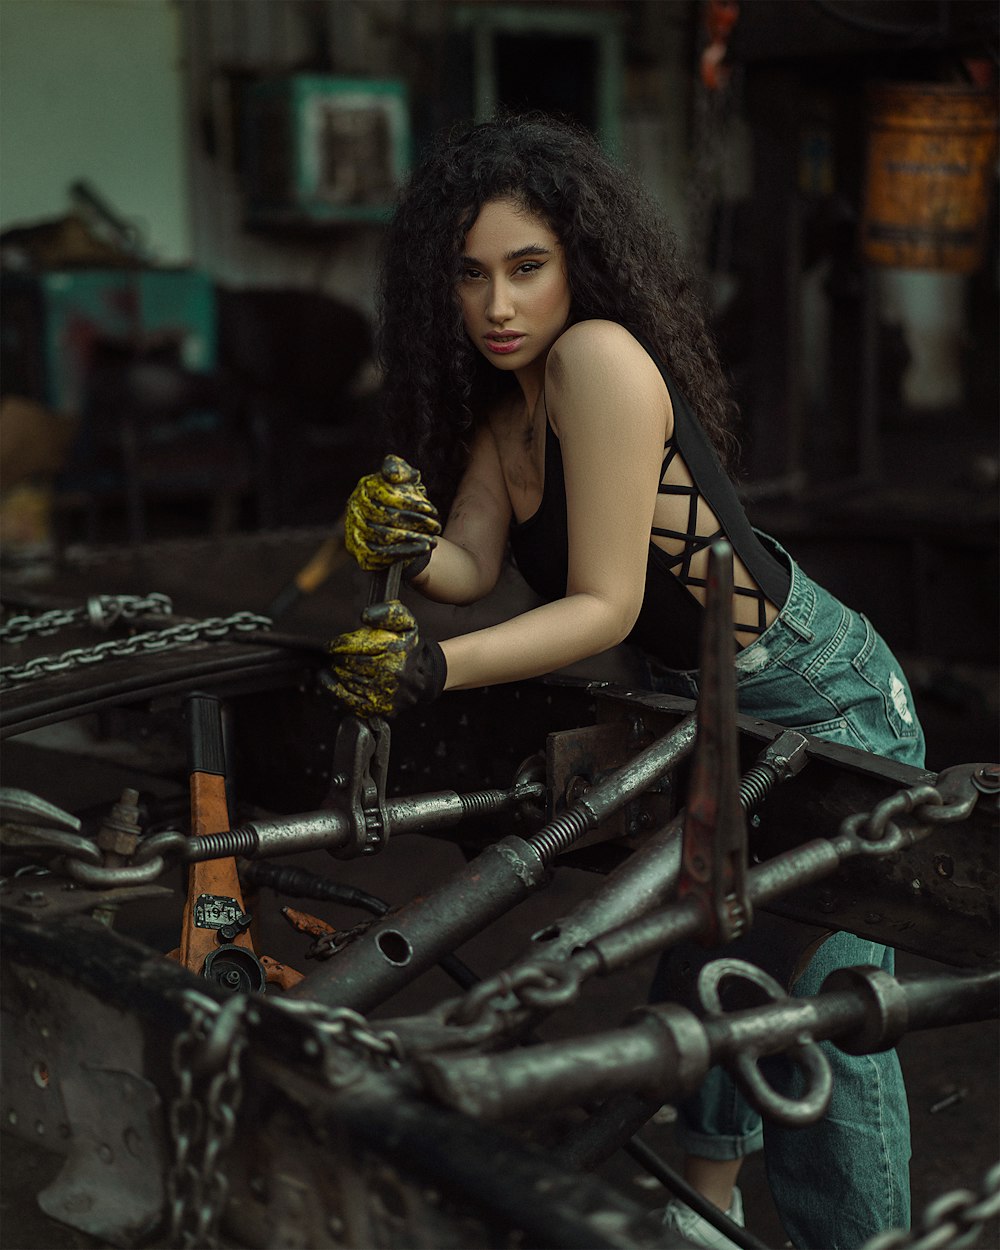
[
  {"left": 287, "top": 835, "right": 549, "bottom": 1011},
  {"left": 183, "top": 783, "right": 534, "bottom": 862},
  {"left": 291, "top": 715, "right": 698, "bottom": 1012},
  {"left": 417, "top": 965, "right": 1000, "bottom": 1123},
  {"left": 483, "top": 774, "right": 978, "bottom": 1030},
  {"left": 587, "top": 836, "right": 851, "bottom": 977},
  {"left": 525, "top": 714, "right": 697, "bottom": 864},
  {"left": 678, "top": 541, "right": 751, "bottom": 944}
]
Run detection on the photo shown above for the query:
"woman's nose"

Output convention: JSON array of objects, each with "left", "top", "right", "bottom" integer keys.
[{"left": 486, "top": 280, "right": 515, "bottom": 324}]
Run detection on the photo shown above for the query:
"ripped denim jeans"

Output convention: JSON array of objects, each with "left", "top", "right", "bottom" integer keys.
[{"left": 645, "top": 533, "right": 925, "bottom": 1250}]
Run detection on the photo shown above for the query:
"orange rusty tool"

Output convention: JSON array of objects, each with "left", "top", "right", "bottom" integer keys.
[
  {"left": 167, "top": 693, "right": 303, "bottom": 992},
  {"left": 282, "top": 906, "right": 338, "bottom": 942},
  {"left": 174, "top": 693, "right": 256, "bottom": 977}
]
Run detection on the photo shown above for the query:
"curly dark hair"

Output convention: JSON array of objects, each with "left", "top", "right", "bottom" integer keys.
[{"left": 376, "top": 113, "right": 738, "bottom": 507}]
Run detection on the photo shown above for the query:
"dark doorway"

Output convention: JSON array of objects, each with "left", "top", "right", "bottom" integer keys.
[{"left": 494, "top": 33, "right": 599, "bottom": 132}]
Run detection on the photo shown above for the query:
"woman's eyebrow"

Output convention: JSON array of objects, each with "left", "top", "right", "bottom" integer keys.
[{"left": 460, "top": 244, "right": 553, "bottom": 266}]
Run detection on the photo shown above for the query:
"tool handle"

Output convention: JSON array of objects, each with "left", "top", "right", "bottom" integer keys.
[{"left": 367, "top": 561, "right": 404, "bottom": 608}]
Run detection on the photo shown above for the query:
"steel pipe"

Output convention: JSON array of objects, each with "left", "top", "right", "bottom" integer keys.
[
  {"left": 184, "top": 787, "right": 526, "bottom": 863},
  {"left": 288, "top": 836, "right": 549, "bottom": 1010},
  {"left": 418, "top": 967, "right": 1000, "bottom": 1124},
  {"left": 292, "top": 716, "right": 698, "bottom": 1013}
]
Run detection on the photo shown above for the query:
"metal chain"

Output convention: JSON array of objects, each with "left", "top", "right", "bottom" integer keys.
[
  {"left": 446, "top": 772, "right": 987, "bottom": 1037},
  {"left": 446, "top": 960, "right": 582, "bottom": 1030},
  {"left": 840, "top": 783, "right": 943, "bottom": 848},
  {"left": 166, "top": 995, "right": 250, "bottom": 1249},
  {"left": 308, "top": 917, "right": 376, "bottom": 960},
  {"left": 863, "top": 1161, "right": 1000, "bottom": 1250},
  {"left": 61, "top": 829, "right": 189, "bottom": 888},
  {"left": 199, "top": 1008, "right": 248, "bottom": 1242},
  {"left": 0, "top": 611, "right": 272, "bottom": 689},
  {"left": 839, "top": 778, "right": 979, "bottom": 856},
  {"left": 164, "top": 989, "right": 403, "bottom": 1245},
  {"left": 0, "top": 593, "right": 173, "bottom": 643},
  {"left": 166, "top": 999, "right": 217, "bottom": 1248},
  {"left": 269, "top": 998, "right": 404, "bottom": 1066}
]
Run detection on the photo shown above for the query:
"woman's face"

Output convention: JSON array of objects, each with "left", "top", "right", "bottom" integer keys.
[{"left": 456, "top": 197, "right": 572, "bottom": 378}]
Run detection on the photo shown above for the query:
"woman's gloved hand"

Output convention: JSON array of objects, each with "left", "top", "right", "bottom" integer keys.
[
  {"left": 344, "top": 455, "right": 441, "bottom": 577},
  {"left": 321, "top": 600, "right": 447, "bottom": 719}
]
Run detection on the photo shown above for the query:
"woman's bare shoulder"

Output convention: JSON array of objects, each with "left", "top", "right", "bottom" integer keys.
[
  {"left": 548, "top": 320, "right": 653, "bottom": 381},
  {"left": 547, "top": 320, "right": 662, "bottom": 398},
  {"left": 555, "top": 318, "right": 643, "bottom": 353},
  {"left": 545, "top": 320, "right": 670, "bottom": 441}
]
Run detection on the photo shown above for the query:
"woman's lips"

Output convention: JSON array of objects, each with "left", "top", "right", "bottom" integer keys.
[{"left": 485, "top": 334, "right": 525, "bottom": 355}]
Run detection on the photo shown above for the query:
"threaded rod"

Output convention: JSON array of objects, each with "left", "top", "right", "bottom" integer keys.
[
  {"left": 185, "top": 825, "right": 258, "bottom": 861},
  {"left": 460, "top": 788, "right": 518, "bottom": 819},
  {"left": 738, "top": 763, "right": 778, "bottom": 813},
  {"left": 527, "top": 806, "right": 594, "bottom": 864}
]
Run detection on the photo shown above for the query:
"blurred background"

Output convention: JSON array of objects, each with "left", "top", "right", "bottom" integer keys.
[
  {"left": 1, "top": 0, "right": 997, "bottom": 767},
  {"left": 1, "top": 6, "right": 998, "bottom": 1247}
]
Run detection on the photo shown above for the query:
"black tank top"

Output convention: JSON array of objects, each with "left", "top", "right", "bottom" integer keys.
[{"left": 508, "top": 345, "right": 790, "bottom": 670}]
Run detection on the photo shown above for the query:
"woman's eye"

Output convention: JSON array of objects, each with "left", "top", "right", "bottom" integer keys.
[{"left": 516, "top": 261, "right": 542, "bottom": 275}]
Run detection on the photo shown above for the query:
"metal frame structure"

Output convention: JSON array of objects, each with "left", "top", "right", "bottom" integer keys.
[{"left": 1, "top": 546, "right": 997, "bottom": 1250}]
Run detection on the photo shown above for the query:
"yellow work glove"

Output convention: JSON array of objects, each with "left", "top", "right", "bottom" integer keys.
[
  {"left": 321, "top": 600, "right": 447, "bottom": 719},
  {"left": 344, "top": 455, "right": 441, "bottom": 576}
]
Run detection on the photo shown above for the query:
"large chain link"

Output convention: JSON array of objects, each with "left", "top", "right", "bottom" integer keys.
[
  {"left": 164, "top": 988, "right": 405, "bottom": 1242},
  {"left": 0, "top": 611, "right": 272, "bottom": 689},
  {"left": 166, "top": 995, "right": 249, "bottom": 1249},
  {"left": 61, "top": 829, "right": 189, "bottom": 888},
  {"left": 0, "top": 593, "right": 173, "bottom": 644},
  {"left": 839, "top": 778, "right": 979, "bottom": 856},
  {"left": 446, "top": 960, "right": 582, "bottom": 1031},
  {"left": 445, "top": 772, "right": 987, "bottom": 1039},
  {"left": 863, "top": 1161, "right": 1000, "bottom": 1250},
  {"left": 270, "top": 998, "right": 405, "bottom": 1067}
]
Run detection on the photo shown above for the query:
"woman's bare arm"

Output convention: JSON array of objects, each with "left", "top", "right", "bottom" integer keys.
[
  {"left": 409, "top": 422, "right": 512, "bottom": 605},
  {"left": 440, "top": 322, "right": 672, "bottom": 689}
]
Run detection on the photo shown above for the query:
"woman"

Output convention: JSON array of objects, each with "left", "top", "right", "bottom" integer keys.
[{"left": 325, "top": 115, "right": 922, "bottom": 1250}]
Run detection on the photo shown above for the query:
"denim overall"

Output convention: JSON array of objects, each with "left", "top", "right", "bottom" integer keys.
[{"left": 645, "top": 534, "right": 924, "bottom": 1250}]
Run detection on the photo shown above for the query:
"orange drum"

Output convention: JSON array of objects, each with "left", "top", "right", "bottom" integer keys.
[{"left": 862, "top": 82, "right": 999, "bottom": 272}]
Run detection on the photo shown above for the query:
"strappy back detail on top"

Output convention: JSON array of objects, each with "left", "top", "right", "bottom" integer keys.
[
  {"left": 652, "top": 436, "right": 770, "bottom": 638},
  {"left": 508, "top": 340, "right": 790, "bottom": 671}
]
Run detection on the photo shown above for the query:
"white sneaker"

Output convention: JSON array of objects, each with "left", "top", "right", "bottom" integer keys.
[{"left": 661, "top": 1187, "right": 745, "bottom": 1250}]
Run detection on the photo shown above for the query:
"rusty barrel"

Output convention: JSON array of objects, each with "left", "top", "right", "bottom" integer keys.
[{"left": 862, "top": 82, "right": 999, "bottom": 272}]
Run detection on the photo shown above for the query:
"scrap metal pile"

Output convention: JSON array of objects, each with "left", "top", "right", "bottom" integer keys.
[{"left": 1, "top": 544, "right": 997, "bottom": 1250}]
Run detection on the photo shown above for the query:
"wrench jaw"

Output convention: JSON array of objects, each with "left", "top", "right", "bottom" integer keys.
[
  {"left": 677, "top": 541, "right": 752, "bottom": 946},
  {"left": 326, "top": 715, "right": 392, "bottom": 858}
]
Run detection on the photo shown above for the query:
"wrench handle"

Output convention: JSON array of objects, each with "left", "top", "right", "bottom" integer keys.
[{"left": 367, "top": 561, "right": 404, "bottom": 608}]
